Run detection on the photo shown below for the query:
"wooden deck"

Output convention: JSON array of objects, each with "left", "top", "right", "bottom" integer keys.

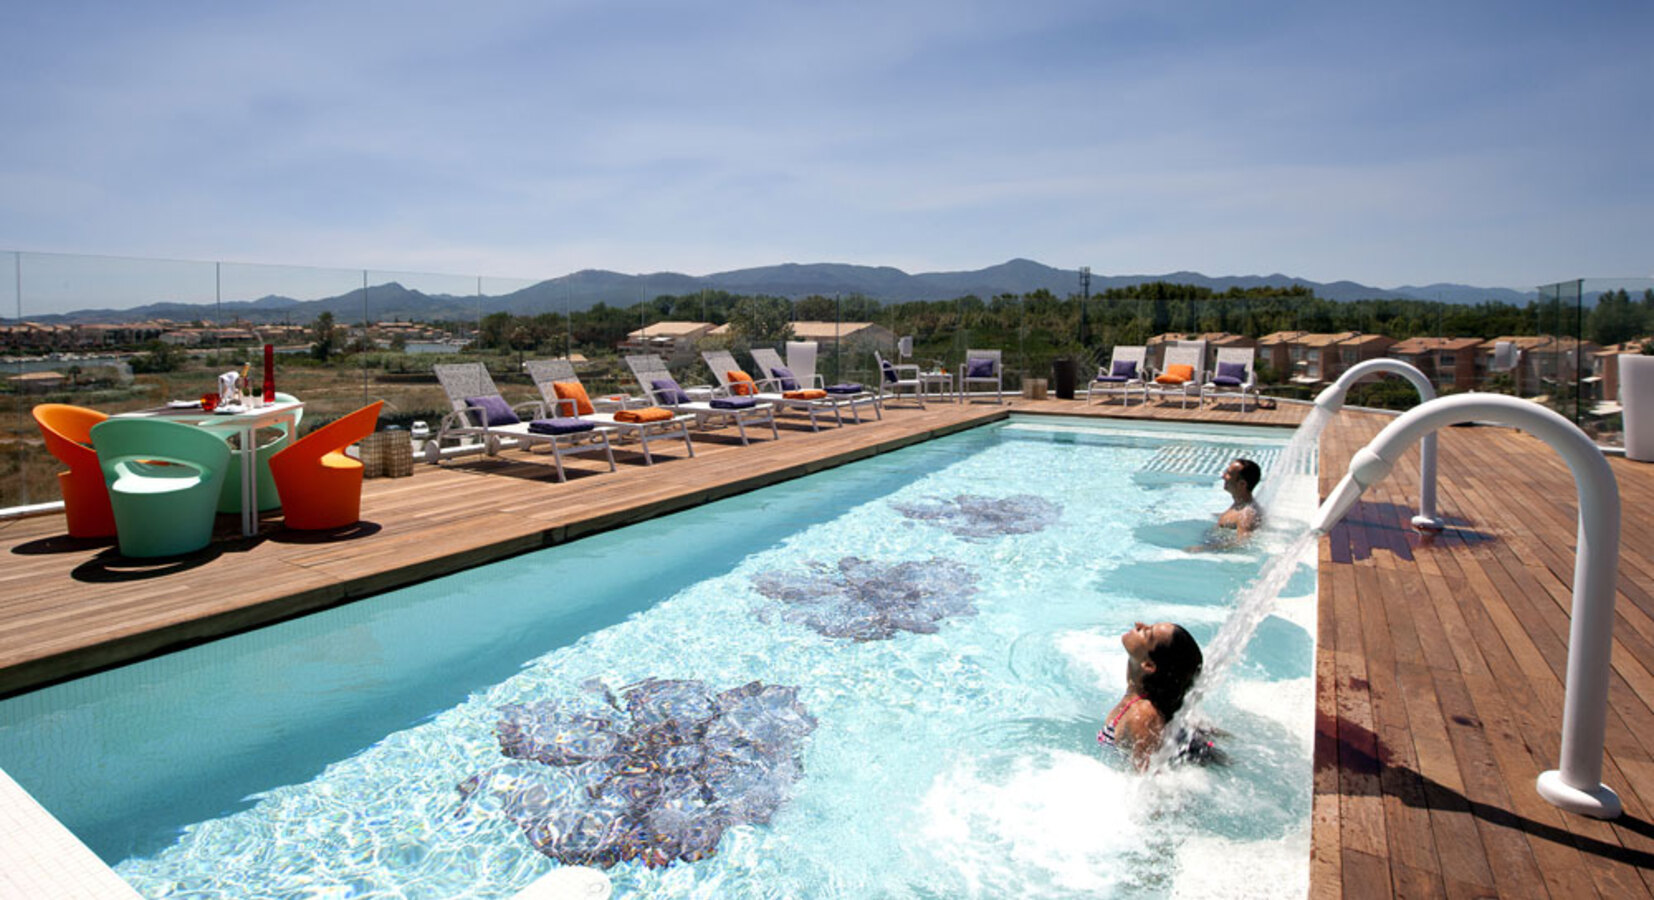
[{"left": 2, "top": 391, "right": 1653, "bottom": 897}]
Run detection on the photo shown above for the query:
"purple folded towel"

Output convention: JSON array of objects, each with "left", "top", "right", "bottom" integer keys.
[
  {"left": 825, "top": 383, "right": 865, "bottom": 394},
  {"left": 1210, "top": 376, "right": 1243, "bottom": 387},
  {"left": 710, "top": 396, "right": 757, "bottom": 409},
  {"left": 528, "top": 417, "right": 596, "bottom": 435},
  {"left": 1094, "top": 375, "right": 1129, "bottom": 383}
]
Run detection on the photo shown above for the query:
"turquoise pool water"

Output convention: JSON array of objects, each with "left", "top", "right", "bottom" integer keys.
[{"left": 0, "top": 415, "right": 1317, "bottom": 898}]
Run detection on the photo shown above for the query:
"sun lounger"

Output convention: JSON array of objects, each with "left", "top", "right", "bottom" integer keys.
[
  {"left": 525, "top": 359, "right": 695, "bottom": 465},
  {"left": 1091, "top": 346, "right": 1147, "bottom": 406},
  {"left": 623, "top": 354, "right": 779, "bottom": 445},
  {"left": 433, "top": 363, "right": 616, "bottom": 481},
  {"left": 703, "top": 349, "right": 845, "bottom": 431}
]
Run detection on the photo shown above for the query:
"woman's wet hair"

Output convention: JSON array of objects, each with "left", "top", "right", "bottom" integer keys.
[
  {"left": 1142, "top": 624, "right": 1204, "bottom": 719},
  {"left": 1233, "top": 458, "right": 1262, "bottom": 492}
]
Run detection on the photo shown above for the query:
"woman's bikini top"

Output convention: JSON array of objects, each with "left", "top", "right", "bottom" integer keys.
[{"left": 1097, "top": 695, "right": 1145, "bottom": 746}]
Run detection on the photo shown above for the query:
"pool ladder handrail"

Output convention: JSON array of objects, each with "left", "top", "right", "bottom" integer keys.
[{"left": 1310, "top": 392, "right": 1622, "bottom": 819}]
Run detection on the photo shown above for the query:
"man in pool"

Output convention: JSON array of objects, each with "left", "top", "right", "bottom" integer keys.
[{"left": 1216, "top": 457, "right": 1262, "bottom": 538}]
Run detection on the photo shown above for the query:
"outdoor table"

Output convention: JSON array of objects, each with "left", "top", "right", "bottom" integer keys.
[
  {"left": 918, "top": 370, "right": 955, "bottom": 402},
  {"left": 116, "top": 399, "right": 304, "bottom": 537}
]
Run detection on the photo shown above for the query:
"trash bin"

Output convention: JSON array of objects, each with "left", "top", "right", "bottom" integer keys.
[{"left": 1051, "top": 358, "right": 1077, "bottom": 400}]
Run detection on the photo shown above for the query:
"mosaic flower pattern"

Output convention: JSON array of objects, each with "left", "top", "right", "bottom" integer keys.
[
  {"left": 457, "top": 678, "right": 816, "bottom": 869},
  {"left": 891, "top": 493, "right": 1062, "bottom": 539},
  {"left": 752, "top": 556, "right": 979, "bottom": 641}
]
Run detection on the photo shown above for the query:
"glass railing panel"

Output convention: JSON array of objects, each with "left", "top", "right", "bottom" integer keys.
[
  {"left": 1575, "top": 277, "right": 1654, "bottom": 452},
  {"left": 4, "top": 252, "right": 218, "bottom": 509},
  {"left": 207, "top": 263, "right": 368, "bottom": 433}
]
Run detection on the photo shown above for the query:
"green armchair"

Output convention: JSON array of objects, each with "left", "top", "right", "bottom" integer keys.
[{"left": 91, "top": 418, "right": 231, "bottom": 557}]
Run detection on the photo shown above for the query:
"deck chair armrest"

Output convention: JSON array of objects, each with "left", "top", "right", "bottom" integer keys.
[
  {"left": 511, "top": 400, "right": 547, "bottom": 419},
  {"left": 436, "top": 408, "right": 475, "bottom": 439}
]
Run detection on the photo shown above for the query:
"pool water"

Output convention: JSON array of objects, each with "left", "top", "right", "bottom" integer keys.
[{"left": 0, "top": 415, "right": 1317, "bottom": 899}]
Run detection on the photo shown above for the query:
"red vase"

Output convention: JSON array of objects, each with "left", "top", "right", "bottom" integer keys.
[{"left": 263, "top": 343, "right": 276, "bottom": 403}]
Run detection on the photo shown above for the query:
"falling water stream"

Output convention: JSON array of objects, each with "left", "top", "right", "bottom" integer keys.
[{"left": 1156, "top": 406, "right": 1327, "bottom": 767}]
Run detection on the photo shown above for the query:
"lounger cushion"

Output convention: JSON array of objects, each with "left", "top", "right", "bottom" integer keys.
[
  {"left": 825, "top": 383, "right": 865, "bottom": 394},
  {"left": 769, "top": 366, "right": 800, "bottom": 391},
  {"left": 966, "top": 358, "right": 995, "bottom": 378},
  {"left": 710, "top": 396, "right": 757, "bottom": 409},
  {"left": 528, "top": 417, "right": 595, "bottom": 435},
  {"left": 650, "top": 378, "right": 692, "bottom": 404},
  {"left": 1111, "top": 359, "right": 1139, "bottom": 378},
  {"left": 613, "top": 407, "right": 675, "bottom": 423},
  {"left": 551, "top": 381, "right": 595, "bottom": 416},
  {"left": 783, "top": 389, "right": 828, "bottom": 400},
  {"left": 466, "top": 395, "right": 520, "bottom": 427},
  {"left": 1214, "top": 361, "right": 1248, "bottom": 383},
  {"left": 726, "top": 371, "right": 757, "bottom": 396},
  {"left": 1155, "top": 364, "right": 1194, "bottom": 385}
]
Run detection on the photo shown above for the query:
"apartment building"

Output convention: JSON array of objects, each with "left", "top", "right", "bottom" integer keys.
[{"left": 1388, "top": 336, "right": 1483, "bottom": 391}]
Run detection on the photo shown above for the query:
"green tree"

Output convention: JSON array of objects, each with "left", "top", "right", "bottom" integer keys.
[
  {"left": 310, "top": 312, "right": 340, "bottom": 362},
  {"left": 478, "top": 311, "right": 513, "bottom": 351},
  {"left": 727, "top": 296, "right": 794, "bottom": 343},
  {"left": 130, "top": 340, "right": 184, "bottom": 373}
]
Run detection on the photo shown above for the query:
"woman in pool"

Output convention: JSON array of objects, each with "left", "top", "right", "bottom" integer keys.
[{"left": 1098, "top": 621, "right": 1218, "bottom": 769}]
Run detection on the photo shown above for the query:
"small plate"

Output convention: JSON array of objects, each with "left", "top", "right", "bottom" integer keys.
[
  {"left": 167, "top": 400, "right": 202, "bottom": 409},
  {"left": 214, "top": 405, "right": 248, "bottom": 415}
]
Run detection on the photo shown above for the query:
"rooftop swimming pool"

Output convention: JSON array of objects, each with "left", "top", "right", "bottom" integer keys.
[{"left": 0, "top": 414, "right": 1317, "bottom": 898}]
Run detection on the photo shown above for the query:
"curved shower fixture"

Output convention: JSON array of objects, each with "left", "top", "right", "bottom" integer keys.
[
  {"left": 1313, "top": 359, "right": 1441, "bottom": 531},
  {"left": 1311, "top": 393, "right": 1622, "bottom": 819}
]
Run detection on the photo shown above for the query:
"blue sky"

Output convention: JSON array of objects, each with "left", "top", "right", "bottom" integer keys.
[{"left": 0, "top": 0, "right": 1648, "bottom": 291}]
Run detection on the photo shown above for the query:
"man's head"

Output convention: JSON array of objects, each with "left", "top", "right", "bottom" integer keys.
[{"left": 1223, "top": 458, "right": 1261, "bottom": 495}]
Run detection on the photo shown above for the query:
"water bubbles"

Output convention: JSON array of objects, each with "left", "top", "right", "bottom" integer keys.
[{"left": 458, "top": 679, "right": 817, "bottom": 870}]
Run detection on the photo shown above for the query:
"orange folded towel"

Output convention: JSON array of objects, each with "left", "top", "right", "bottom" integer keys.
[
  {"left": 552, "top": 381, "right": 595, "bottom": 416},
  {"left": 783, "top": 389, "right": 828, "bottom": 400},
  {"left": 1155, "top": 364, "right": 1195, "bottom": 385},
  {"left": 614, "top": 406, "right": 675, "bottom": 423},
  {"left": 726, "top": 371, "right": 757, "bottom": 396}
]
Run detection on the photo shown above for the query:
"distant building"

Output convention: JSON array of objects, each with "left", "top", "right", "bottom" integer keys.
[
  {"left": 620, "top": 321, "right": 716, "bottom": 361},
  {"left": 8, "top": 371, "right": 66, "bottom": 393},
  {"left": 1146, "top": 332, "right": 1254, "bottom": 372},
  {"left": 1591, "top": 341, "right": 1648, "bottom": 413},
  {"left": 1478, "top": 335, "right": 1600, "bottom": 397},
  {"left": 1254, "top": 332, "right": 1395, "bottom": 386},
  {"left": 704, "top": 321, "right": 896, "bottom": 354},
  {"left": 785, "top": 321, "right": 896, "bottom": 353},
  {"left": 1388, "top": 337, "right": 1484, "bottom": 392},
  {"left": 1255, "top": 331, "right": 1308, "bottom": 381}
]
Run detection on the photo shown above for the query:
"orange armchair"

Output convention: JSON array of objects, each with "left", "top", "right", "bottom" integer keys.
[
  {"left": 268, "top": 401, "right": 384, "bottom": 530},
  {"left": 32, "top": 403, "right": 116, "bottom": 538}
]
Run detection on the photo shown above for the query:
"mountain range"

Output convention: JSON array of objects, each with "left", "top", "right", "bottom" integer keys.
[{"left": 20, "top": 259, "right": 1543, "bottom": 325}]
